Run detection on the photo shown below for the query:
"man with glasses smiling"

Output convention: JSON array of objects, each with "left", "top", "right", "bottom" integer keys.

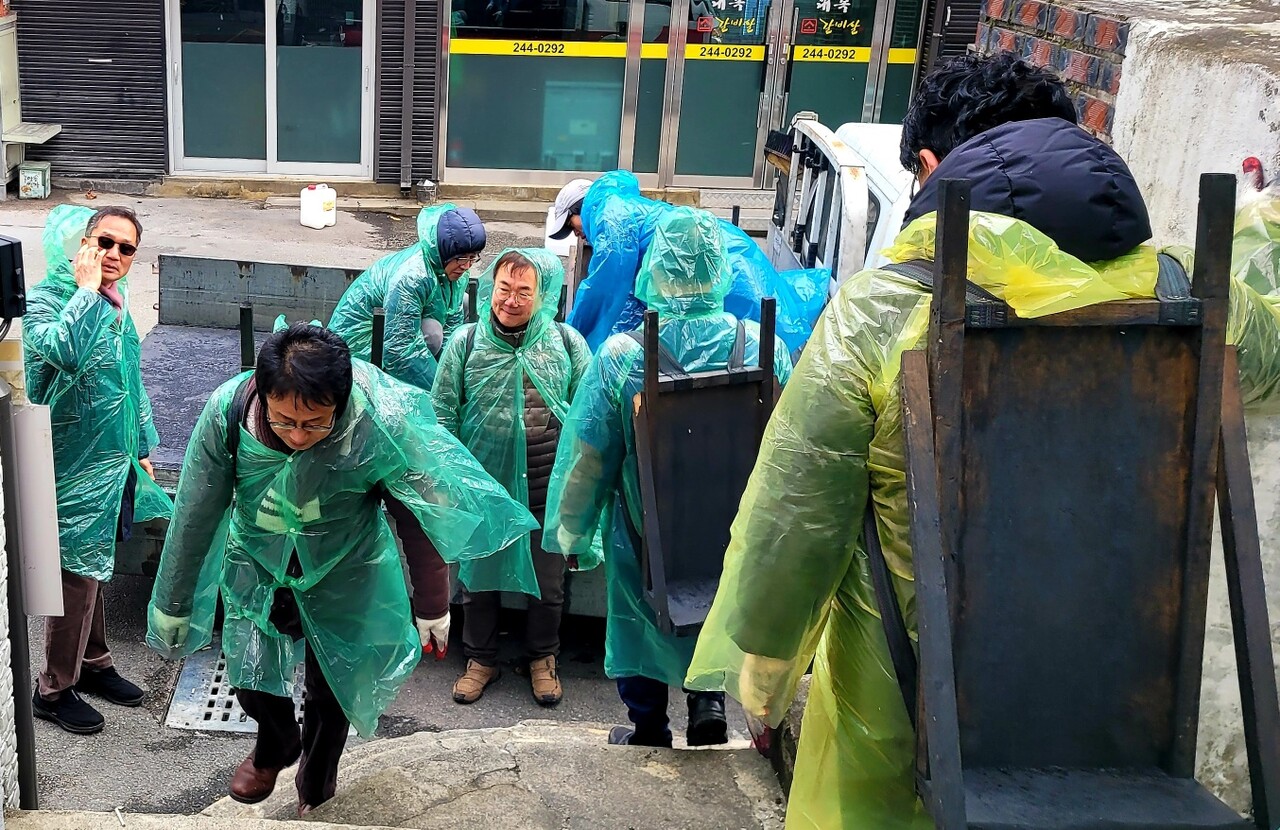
[
  {"left": 146, "top": 322, "right": 535, "bottom": 816},
  {"left": 23, "top": 205, "right": 174, "bottom": 735}
]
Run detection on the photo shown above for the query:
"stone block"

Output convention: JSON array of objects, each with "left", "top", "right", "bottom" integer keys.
[
  {"left": 994, "top": 26, "right": 1018, "bottom": 53},
  {"left": 1048, "top": 5, "right": 1086, "bottom": 40},
  {"left": 982, "top": 0, "right": 1013, "bottom": 22},
  {"left": 1011, "top": 0, "right": 1048, "bottom": 30},
  {"left": 1076, "top": 93, "right": 1115, "bottom": 135},
  {"left": 1023, "top": 36, "right": 1057, "bottom": 69},
  {"left": 1085, "top": 13, "right": 1129, "bottom": 54}
]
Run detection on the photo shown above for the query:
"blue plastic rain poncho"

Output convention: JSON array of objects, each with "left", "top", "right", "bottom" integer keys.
[
  {"left": 23, "top": 205, "right": 173, "bottom": 580},
  {"left": 431, "top": 249, "right": 593, "bottom": 596},
  {"left": 685, "top": 144, "right": 1280, "bottom": 830},
  {"left": 329, "top": 204, "right": 483, "bottom": 390},
  {"left": 566, "top": 171, "right": 784, "bottom": 350},
  {"left": 146, "top": 359, "right": 537, "bottom": 736},
  {"left": 545, "top": 208, "right": 792, "bottom": 686}
]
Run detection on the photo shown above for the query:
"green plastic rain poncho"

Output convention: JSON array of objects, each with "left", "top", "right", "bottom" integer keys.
[
  {"left": 328, "top": 204, "right": 476, "bottom": 390},
  {"left": 431, "top": 248, "right": 593, "bottom": 596},
  {"left": 684, "top": 200, "right": 1280, "bottom": 829},
  {"left": 545, "top": 208, "right": 793, "bottom": 687},
  {"left": 146, "top": 359, "right": 537, "bottom": 736},
  {"left": 23, "top": 205, "right": 173, "bottom": 581}
]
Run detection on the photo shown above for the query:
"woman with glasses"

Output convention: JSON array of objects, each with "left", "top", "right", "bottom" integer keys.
[
  {"left": 329, "top": 203, "right": 486, "bottom": 658},
  {"left": 430, "top": 249, "right": 593, "bottom": 708}
]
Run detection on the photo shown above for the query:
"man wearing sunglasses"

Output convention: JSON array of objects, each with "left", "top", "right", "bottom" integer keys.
[{"left": 23, "top": 205, "right": 174, "bottom": 734}]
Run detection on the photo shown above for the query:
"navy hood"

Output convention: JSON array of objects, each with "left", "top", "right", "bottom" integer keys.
[
  {"left": 902, "top": 118, "right": 1152, "bottom": 262},
  {"left": 436, "top": 207, "right": 486, "bottom": 264}
]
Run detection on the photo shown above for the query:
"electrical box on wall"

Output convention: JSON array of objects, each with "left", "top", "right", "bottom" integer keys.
[{"left": 0, "top": 235, "right": 25, "bottom": 319}]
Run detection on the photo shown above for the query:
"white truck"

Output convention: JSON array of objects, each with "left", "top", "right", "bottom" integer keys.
[{"left": 765, "top": 112, "right": 915, "bottom": 298}]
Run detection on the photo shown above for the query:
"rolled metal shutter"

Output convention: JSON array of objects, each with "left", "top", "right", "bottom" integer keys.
[
  {"left": 917, "top": 0, "right": 982, "bottom": 79},
  {"left": 376, "top": 0, "right": 438, "bottom": 187},
  {"left": 12, "top": 0, "right": 167, "bottom": 180}
]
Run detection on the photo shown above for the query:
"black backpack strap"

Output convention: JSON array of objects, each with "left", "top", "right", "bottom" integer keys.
[
  {"left": 626, "top": 329, "right": 690, "bottom": 379},
  {"left": 728, "top": 321, "right": 746, "bottom": 370},
  {"left": 862, "top": 495, "right": 918, "bottom": 727},
  {"left": 1155, "top": 252, "right": 1192, "bottom": 301},
  {"left": 882, "top": 259, "right": 1009, "bottom": 327},
  {"left": 459, "top": 324, "right": 478, "bottom": 406},
  {"left": 225, "top": 377, "right": 254, "bottom": 464},
  {"left": 556, "top": 322, "right": 572, "bottom": 354}
]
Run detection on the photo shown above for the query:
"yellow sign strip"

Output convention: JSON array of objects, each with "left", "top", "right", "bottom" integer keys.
[
  {"left": 791, "top": 45, "right": 871, "bottom": 62},
  {"left": 640, "top": 43, "right": 668, "bottom": 59},
  {"left": 888, "top": 47, "right": 918, "bottom": 64},
  {"left": 449, "top": 38, "right": 626, "bottom": 58},
  {"left": 684, "top": 43, "right": 766, "bottom": 60}
]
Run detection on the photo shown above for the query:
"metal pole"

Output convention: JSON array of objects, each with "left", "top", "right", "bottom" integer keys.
[
  {"left": 0, "top": 379, "right": 38, "bottom": 809},
  {"left": 401, "top": 0, "right": 418, "bottom": 192},
  {"left": 465, "top": 278, "right": 478, "bottom": 324},
  {"left": 371, "top": 307, "right": 386, "bottom": 368},
  {"left": 239, "top": 303, "right": 255, "bottom": 373},
  {"left": 731, "top": 205, "right": 742, "bottom": 227}
]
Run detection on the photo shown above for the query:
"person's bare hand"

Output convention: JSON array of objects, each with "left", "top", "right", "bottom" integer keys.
[
  {"left": 74, "top": 243, "right": 105, "bottom": 292},
  {"left": 139, "top": 458, "right": 155, "bottom": 480}
]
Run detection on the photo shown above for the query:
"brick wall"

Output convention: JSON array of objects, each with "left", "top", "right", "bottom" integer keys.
[{"left": 974, "top": 0, "right": 1129, "bottom": 142}]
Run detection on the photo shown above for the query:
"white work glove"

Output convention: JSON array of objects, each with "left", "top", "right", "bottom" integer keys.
[
  {"left": 149, "top": 608, "right": 191, "bottom": 656},
  {"left": 553, "top": 527, "right": 582, "bottom": 571},
  {"left": 416, "top": 613, "right": 450, "bottom": 660},
  {"left": 738, "top": 653, "right": 793, "bottom": 721}
]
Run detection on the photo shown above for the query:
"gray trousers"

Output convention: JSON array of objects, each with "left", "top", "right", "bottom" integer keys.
[{"left": 462, "top": 531, "right": 566, "bottom": 666}]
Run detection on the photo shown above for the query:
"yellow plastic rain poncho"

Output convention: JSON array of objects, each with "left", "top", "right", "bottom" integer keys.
[
  {"left": 430, "top": 248, "right": 593, "bottom": 595},
  {"left": 685, "top": 202, "right": 1280, "bottom": 829},
  {"left": 23, "top": 205, "right": 173, "bottom": 580},
  {"left": 545, "top": 207, "right": 793, "bottom": 686},
  {"left": 146, "top": 359, "right": 537, "bottom": 736},
  {"left": 329, "top": 204, "right": 479, "bottom": 390}
]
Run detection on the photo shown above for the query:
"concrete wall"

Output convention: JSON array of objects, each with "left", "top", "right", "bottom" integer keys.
[{"left": 0, "top": 449, "right": 19, "bottom": 809}]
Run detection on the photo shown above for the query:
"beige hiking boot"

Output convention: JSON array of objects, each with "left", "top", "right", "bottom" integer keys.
[
  {"left": 452, "top": 660, "right": 500, "bottom": 704},
  {"left": 529, "top": 655, "right": 562, "bottom": 706}
]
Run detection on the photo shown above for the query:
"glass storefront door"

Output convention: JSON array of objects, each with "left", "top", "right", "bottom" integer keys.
[{"left": 168, "top": 0, "right": 374, "bottom": 176}]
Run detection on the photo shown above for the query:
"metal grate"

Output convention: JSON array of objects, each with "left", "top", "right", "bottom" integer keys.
[{"left": 166, "top": 644, "right": 337, "bottom": 734}]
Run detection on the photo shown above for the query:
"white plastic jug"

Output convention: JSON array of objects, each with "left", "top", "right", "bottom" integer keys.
[{"left": 300, "top": 184, "right": 337, "bottom": 230}]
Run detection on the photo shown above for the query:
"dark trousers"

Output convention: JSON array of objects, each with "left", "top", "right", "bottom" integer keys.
[
  {"left": 385, "top": 495, "right": 451, "bottom": 620},
  {"left": 236, "top": 588, "right": 349, "bottom": 808},
  {"left": 616, "top": 676, "right": 726, "bottom": 745},
  {"left": 38, "top": 569, "right": 113, "bottom": 700},
  {"left": 462, "top": 531, "right": 565, "bottom": 666}
]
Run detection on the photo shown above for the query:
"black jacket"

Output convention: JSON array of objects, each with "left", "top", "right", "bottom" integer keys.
[{"left": 903, "top": 117, "right": 1152, "bottom": 263}]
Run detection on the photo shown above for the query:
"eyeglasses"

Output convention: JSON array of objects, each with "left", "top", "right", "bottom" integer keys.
[
  {"left": 90, "top": 235, "right": 138, "bottom": 258},
  {"left": 494, "top": 286, "right": 535, "bottom": 304},
  {"left": 267, "top": 419, "right": 335, "bottom": 434},
  {"left": 450, "top": 254, "right": 481, "bottom": 267}
]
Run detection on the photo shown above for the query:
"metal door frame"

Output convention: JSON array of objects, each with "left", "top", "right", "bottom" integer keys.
[{"left": 166, "top": 0, "right": 376, "bottom": 178}]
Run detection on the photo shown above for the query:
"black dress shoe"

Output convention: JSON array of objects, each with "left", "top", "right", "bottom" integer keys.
[
  {"left": 686, "top": 693, "right": 728, "bottom": 746},
  {"left": 33, "top": 689, "right": 105, "bottom": 735},
  {"left": 608, "top": 725, "right": 673, "bottom": 748},
  {"left": 76, "top": 665, "right": 145, "bottom": 707}
]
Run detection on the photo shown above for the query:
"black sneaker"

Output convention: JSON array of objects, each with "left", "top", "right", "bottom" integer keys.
[
  {"left": 76, "top": 666, "right": 145, "bottom": 707},
  {"left": 686, "top": 694, "right": 728, "bottom": 746},
  {"left": 607, "top": 725, "right": 673, "bottom": 748},
  {"left": 33, "top": 689, "right": 105, "bottom": 735}
]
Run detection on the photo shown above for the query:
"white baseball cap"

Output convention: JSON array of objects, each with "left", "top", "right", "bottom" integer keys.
[{"left": 546, "top": 179, "right": 593, "bottom": 240}]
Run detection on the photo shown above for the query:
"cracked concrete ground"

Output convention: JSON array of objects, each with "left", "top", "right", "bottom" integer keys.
[{"left": 204, "top": 721, "right": 786, "bottom": 829}]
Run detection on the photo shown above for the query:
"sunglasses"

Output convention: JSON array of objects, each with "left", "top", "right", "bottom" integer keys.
[{"left": 90, "top": 235, "right": 138, "bottom": 257}]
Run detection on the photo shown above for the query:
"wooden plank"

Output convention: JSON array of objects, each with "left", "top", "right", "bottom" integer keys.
[
  {"left": 1169, "top": 173, "right": 1235, "bottom": 776},
  {"left": 2, "top": 121, "right": 61, "bottom": 144},
  {"left": 929, "top": 179, "right": 969, "bottom": 625},
  {"left": 971, "top": 299, "right": 1201, "bottom": 329},
  {"left": 901, "top": 349, "right": 967, "bottom": 829},
  {"left": 1217, "top": 349, "right": 1280, "bottom": 829}
]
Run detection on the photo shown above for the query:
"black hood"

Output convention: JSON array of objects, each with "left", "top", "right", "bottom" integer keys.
[{"left": 902, "top": 118, "right": 1152, "bottom": 263}]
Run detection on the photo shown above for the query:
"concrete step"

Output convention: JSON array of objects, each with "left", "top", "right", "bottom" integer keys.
[
  {"left": 436, "top": 182, "right": 701, "bottom": 207},
  {"left": 203, "top": 719, "right": 786, "bottom": 829},
  {"left": 4, "top": 810, "right": 397, "bottom": 830},
  {"left": 153, "top": 177, "right": 403, "bottom": 200}
]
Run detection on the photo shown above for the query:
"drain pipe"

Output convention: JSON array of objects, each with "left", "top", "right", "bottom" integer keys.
[
  {"left": 400, "top": 0, "right": 418, "bottom": 193},
  {"left": 0, "top": 379, "right": 38, "bottom": 809}
]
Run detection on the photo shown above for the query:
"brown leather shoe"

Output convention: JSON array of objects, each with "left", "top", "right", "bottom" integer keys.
[
  {"left": 452, "top": 660, "right": 500, "bottom": 704},
  {"left": 529, "top": 655, "right": 562, "bottom": 706},
  {"left": 229, "top": 750, "right": 295, "bottom": 804}
]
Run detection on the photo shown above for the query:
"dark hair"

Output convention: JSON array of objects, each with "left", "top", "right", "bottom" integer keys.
[
  {"left": 899, "top": 52, "right": 1078, "bottom": 175},
  {"left": 493, "top": 250, "right": 537, "bottom": 280},
  {"left": 255, "top": 323, "right": 354, "bottom": 419},
  {"left": 568, "top": 198, "right": 584, "bottom": 218},
  {"left": 86, "top": 206, "right": 143, "bottom": 243}
]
